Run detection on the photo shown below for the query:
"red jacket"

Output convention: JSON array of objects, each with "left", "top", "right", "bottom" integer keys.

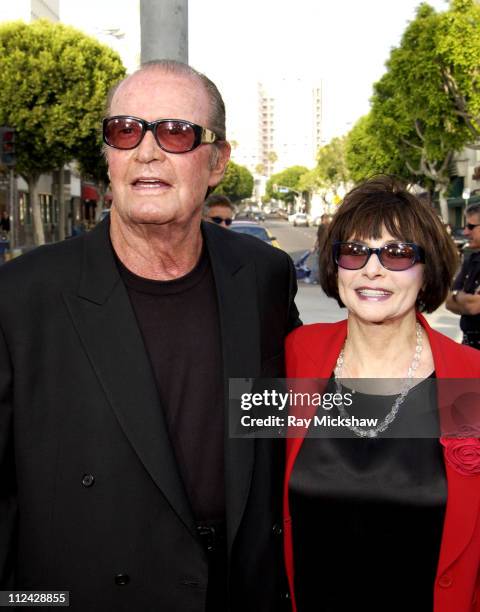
[{"left": 284, "top": 313, "right": 480, "bottom": 612}]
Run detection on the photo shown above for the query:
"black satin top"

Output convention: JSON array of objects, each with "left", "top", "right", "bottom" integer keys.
[{"left": 290, "top": 376, "right": 446, "bottom": 612}]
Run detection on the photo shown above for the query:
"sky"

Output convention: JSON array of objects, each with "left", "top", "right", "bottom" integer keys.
[
  {"left": 188, "top": 0, "right": 449, "bottom": 140},
  {"left": 59, "top": 0, "right": 449, "bottom": 141}
]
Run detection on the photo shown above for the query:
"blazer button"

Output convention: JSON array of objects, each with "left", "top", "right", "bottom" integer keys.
[
  {"left": 438, "top": 574, "right": 453, "bottom": 588},
  {"left": 81, "top": 474, "right": 95, "bottom": 487},
  {"left": 272, "top": 523, "right": 283, "bottom": 536},
  {"left": 115, "top": 574, "right": 130, "bottom": 586}
]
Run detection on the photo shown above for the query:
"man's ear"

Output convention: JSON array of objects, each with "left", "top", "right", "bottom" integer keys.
[{"left": 208, "top": 141, "right": 231, "bottom": 187}]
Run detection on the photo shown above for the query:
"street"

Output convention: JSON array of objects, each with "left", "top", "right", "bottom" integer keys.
[{"left": 263, "top": 217, "right": 463, "bottom": 342}]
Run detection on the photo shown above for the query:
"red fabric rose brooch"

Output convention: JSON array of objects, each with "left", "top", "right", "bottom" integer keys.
[{"left": 441, "top": 437, "right": 480, "bottom": 476}]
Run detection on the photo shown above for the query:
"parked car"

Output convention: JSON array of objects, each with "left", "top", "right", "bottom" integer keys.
[
  {"left": 452, "top": 227, "right": 468, "bottom": 252},
  {"left": 292, "top": 213, "right": 309, "bottom": 227},
  {"left": 231, "top": 221, "right": 280, "bottom": 248},
  {"left": 248, "top": 206, "right": 265, "bottom": 222}
]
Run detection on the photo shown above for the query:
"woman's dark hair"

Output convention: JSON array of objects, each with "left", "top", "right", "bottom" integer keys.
[{"left": 319, "top": 175, "right": 459, "bottom": 313}]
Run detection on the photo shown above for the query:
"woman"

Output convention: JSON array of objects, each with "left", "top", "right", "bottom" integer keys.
[{"left": 284, "top": 176, "right": 480, "bottom": 612}]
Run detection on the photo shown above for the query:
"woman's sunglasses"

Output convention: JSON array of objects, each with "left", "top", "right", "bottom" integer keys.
[
  {"left": 103, "top": 115, "right": 220, "bottom": 153},
  {"left": 333, "top": 241, "right": 425, "bottom": 271}
]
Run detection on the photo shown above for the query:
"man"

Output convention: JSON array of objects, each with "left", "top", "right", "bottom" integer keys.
[
  {"left": 446, "top": 202, "right": 480, "bottom": 348},
  {"left": 0, "top": 60, "right": 300, "bottom": 611},
  {"left": 203, "top": 193, "right": 235, "bottom": 228},
  {"left": 0, "top": 210, "right": 10, "bottom": 234}
]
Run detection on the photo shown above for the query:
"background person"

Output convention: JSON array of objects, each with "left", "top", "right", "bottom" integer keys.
[
  {"left": 0, "top": 210, "right": 10, "bottom": 234},
  {"left": 0, "top": 59, "right": 300, "bottom": 612},
  {"left": 284, "top": 176, "right": 480, "bottom": 612},
  {"left": 203, "top": 193, "right": 235, "bottom": 228},
  {"left": 446, "top": 202, "right": 480, "bottom": 349}
]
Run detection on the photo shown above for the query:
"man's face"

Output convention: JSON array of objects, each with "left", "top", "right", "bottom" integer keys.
[
  {"left": 205, "top": 205, "right": 233, "bottom": 229},
  {"left": 106, "top": 70, "right": 230, "bottom": 228},
  {"left": 464, "top": 213, "right": 480, "bottom": 249}
]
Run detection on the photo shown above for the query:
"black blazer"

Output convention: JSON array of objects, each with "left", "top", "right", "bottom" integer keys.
[{"left": 0, "top": 219, "right": 300, "bottom": 611}]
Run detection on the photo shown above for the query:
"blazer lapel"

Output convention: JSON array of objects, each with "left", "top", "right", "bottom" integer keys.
[
  {"left": 63, "top": 221, "right": 196, "bottom": 536},
  {"left": 203, "top": 223, "right": 260, "bottom": 556},
  {"left": 286, "top": 321, "right": 347, "bottom": 470}
]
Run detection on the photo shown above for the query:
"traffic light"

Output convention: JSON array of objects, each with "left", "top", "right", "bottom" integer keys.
[{"left": 0, "top": 126, "right": 16, "bottom": 167}]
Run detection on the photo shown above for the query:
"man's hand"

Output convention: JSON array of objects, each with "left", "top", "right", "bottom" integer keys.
[{"left": 446, "top": 290, "right": 480, "bottom": 316}]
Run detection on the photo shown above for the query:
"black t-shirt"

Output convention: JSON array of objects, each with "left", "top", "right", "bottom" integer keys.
[
  {"left": 117, "top": 247, "right": 225, "bottom": 524},
  {"left": 453, "top": 250, "right": 480, "bottom": 332}
]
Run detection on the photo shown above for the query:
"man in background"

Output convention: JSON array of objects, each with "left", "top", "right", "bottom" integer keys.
[
  {"left": 203, "top": 193, "right": 235, "bottom": 228},
  {"left": 446, "top": 202, "right": 480, "bottom": 348},
  {"left": 0, "top": 210, "right": 10, "bottom": 234}
]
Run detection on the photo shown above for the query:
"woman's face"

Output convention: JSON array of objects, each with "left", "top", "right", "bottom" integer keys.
[{"left": 337, "top": 229, "right": 424, "bottom": 325}]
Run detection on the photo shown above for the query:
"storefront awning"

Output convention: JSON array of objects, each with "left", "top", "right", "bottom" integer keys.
[{"left": 81, "top": 184, "right": 99, "bottom": 202}]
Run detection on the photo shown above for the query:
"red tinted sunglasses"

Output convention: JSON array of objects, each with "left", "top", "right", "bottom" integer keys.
[
  {"left": 103, "top": 115, "right": 220, "bottom": 154},
  {"left": 334, "top": 241, "right": 425, "bottom": 271}
]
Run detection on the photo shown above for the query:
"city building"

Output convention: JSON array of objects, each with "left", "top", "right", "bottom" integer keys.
[
  {"left": 257, "top": 78, "right": 323, "bottom": 177},
  {"left": 0, "top": 0, "right": 59, "bottom": 22},
  {"left": 226, "top": 77, "right": 323, "bottom": 203}
]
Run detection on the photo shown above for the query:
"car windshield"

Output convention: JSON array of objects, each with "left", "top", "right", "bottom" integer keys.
[{"left": 231, "top": 225, "right": 269, "bottom": 241}]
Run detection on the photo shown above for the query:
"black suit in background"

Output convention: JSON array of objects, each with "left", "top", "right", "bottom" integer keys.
[{"left": 0, "top": 218, "right": 300, "bottom": 611}]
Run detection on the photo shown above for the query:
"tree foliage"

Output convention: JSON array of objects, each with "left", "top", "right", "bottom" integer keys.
[
  {"left": 213, "top": 160, "right": 254, "bottom": 202},
  {"left": 344, "top": 0, "right": 480, "bottom": 220},
  {"left": 0, "top": 19, "right": 125, "bottom": 244},
  {"left": 436, "top": 0, "right": 480, "bottom": 146},
  {"left": 345, "top": 115, "right": 413, "bottom": 183},
  {"left": 299, "top": 137, "right": 350, "bottom": 192},
  {"left": 265, "top": 165, "right": 309, "bottom": 203}
]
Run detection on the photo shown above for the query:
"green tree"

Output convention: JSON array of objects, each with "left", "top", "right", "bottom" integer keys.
[
  {"left": 436, "top": 0, "right": 480, "bottom": 147},
  {"left": 317, "top": 137, "right": 349, "bottom": 186},
  {"left": 297, "top": 168, "right": 320, "bottom": 193},
  {"left": 265, "top": 165, "right": 309, "bottom": 203},
  {"left": 0, "top": 20, "right": 125, "bottom": 244},
  {"left": 213, "top": 160, "right": 254, "bottom": 202},
  {"left": 301, "top": 136, "right": 350, "bottom": 193},
  {"left": 345, "top": 114, "right": 413, "bottom": 183},
  {"left": 371, "top": 3, "right": 464, "bottom": 219},
  {"left": 346, "top": 1, "right": 480, "bottom": 220}
]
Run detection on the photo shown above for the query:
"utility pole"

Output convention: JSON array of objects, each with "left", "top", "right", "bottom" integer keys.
[
  {"left": 140, "top": 0, "right": 188, "bottom": 64},
  {"left": 8, "top": 168, "right": 17, "bottom": 250}
]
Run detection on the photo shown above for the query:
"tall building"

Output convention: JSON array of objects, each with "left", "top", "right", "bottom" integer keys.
[
  {"left": 227, "top": 77, "right": 323, "bottom": 182},
  {"left": 258, "top": 78, "right": 323, "bottom": 176},
  {"left": 224, "top": 85, "right": 260, "bottom": 174}
]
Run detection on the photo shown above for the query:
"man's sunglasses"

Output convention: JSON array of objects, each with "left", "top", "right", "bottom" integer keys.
[
  {"left": 209, "top": 216, "right": 232, "bottom": 226},
  {"left": 333, "top": 241, "right": 425, "bottom": 271},
  {"left": 103, "top": 115, "right": 220, "bottom": 153},
  {"left": 466, "top": 222, "right": 480, "bottom": 231}
]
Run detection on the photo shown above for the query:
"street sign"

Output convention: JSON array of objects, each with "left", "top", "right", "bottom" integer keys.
[{"left": 277, "top": 187, "right": 290, "bottom": 193}]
